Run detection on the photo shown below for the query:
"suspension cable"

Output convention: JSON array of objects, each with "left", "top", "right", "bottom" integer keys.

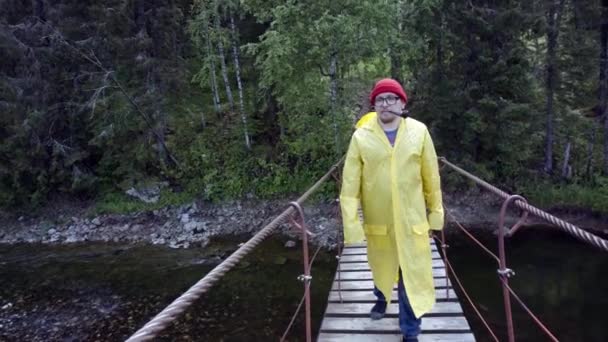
[
  {"left": 445, "top": 209, "right": 500, "bottom": 263},
  {"left": 125, "top": 158, "right": 344, "bottom": 342},
  {"left": 433, "top": 234, "right": 501, "bottom": 342},
  {"left": 439, "top": 157, "right": 608, "bottom": 252},
  {"left": 280, "top": 244, "right": 324, "bottom": 342},
  {"left": 498, "top": 277, "right": 560, "bottom": 341}
]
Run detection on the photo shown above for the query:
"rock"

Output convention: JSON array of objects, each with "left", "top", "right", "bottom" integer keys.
[
  {"left": 1, "top": 303, "right": 12, "bottom": 310},
  {"left": 169, "top": 240, "right": 189, "bottom": 249},
  {"left": 92, "top": 218, "right": 101, "bottom": 226},
  {"left": 49, "top": 234, "right": 61, "bottom": 243},
  {"left": 65, "top": 235, "right": 79, "bottom": 243},
  {"left": 180, "top": 213, "right": 190, "bottom": 224},
  {"left": 184, "top": 221, "right": 203, "bottom": 232},
  {"left": 48, "top": 229, "right": 57, "bottom": 235},
  {"left": 18, "top": 216, "right": 24, "bottom": 221},
  {"left": 188, "top": 202, "right": 198, "bottom": 214},
  {"left": 192, "top": 225, "right": 206, "bottom": 234},
  {"left": 125, "top": 183, "right": 162, "bottom": 203},
  {"left": 285, "top": 240, "right": 296, "bottom": 248},
  {"left": 152, "top": 237, "right": 166, "bottom": 245}
]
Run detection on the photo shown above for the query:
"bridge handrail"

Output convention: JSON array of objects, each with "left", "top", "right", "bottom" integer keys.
[
  {"left": 439, "top": 157, "right": 608, "bottom": 252},
  {"left": 438, "top": 157, "right": 608, "bottom": 342},
  {"left": 125, "top": 158, "right": 344, "bottom": 342}
]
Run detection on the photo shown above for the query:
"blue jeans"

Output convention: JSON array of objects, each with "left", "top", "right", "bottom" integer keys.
[{"left": 374, "top": 270, "right": 422, "bottom": 337}]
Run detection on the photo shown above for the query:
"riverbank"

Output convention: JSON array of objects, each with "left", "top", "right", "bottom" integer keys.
[{"left": 1, "top": 191, "right": 606, "bottom": 248}]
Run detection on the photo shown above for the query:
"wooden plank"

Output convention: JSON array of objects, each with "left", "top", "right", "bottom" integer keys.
[
  {"left": 317, "top": 333, "right": 475, "bottom": 342},
  {"left": 328, "top": 289, "right": 457, "bottom": 302},
  {"left": 335, "top": 269, "right": 446, "bottom": 280},
  {"left": 323, "top": 301, "right": 463, "bottom": 315},
  {"left": 344, "top": 242, "right": 367, "bottom": 248},
  {"left": 320, "top": 316, "right": 470, "bottom": 332},
  {"left": 341, "top": 251, "right": 441, "bottom": 262},
  {"left": 331, "top": 279, "right": 452, "bottom": 291},
  {"left": 338, "top": 259, "right": 445, "bottom": 271},
  {"left": 337, "top": 262, "right": 370, "bottom": 270},
  {"left": 341, "top": 247, "right": 367, "bottom": 255},
  {"left": 321, "top": 240, "right": 475, "bottom": 341},
  {"left": 342, "top": 246, "right": 437, "bottom": 255},
  {"left": 340, "top": 255, "right": 368, "bottom": 262},
  {"left": 344, "top": 239, "right": 435, "bottom": 249}
]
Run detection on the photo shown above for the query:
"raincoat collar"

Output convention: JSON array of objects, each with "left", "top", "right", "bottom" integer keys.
[{"left": 360, "top": 112, "right": 407, "bottom": 149}]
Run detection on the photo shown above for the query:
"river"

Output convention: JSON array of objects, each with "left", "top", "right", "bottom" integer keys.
[{"left": 1, "top": 226, "right": 606, "bottom": 341}]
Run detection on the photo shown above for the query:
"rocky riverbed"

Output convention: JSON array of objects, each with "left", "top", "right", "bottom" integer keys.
[
  {"left": 0, "top": 199, "right": 342, "bottom": 249},
  {"left": 1, "top": 191, "right": 605, "bottom": 249}
]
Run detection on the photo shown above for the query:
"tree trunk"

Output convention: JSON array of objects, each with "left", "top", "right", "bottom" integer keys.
[
  {"left": 230, "top": 13, "right": 251, "bottom": 150},
  {"left": 605, "top": 105, "right": 608, "bottom": 175},
  {"left": 603, "top": 0, "right": 608, "bottom": 175},
  {"left": 329, "top": 46, "right": 340, "bottom": 154},
  {"left": 389, "top": 49, "right": 402, "bottom": 84},
  {"left": 585, "top": 124, "right": 596, "bottom": 179},
  {"left": 136, "top": 0, "right": 145, "bottom": 31},
  {"left": 561, "top": 141, "right": 571, "bottom": 179},
  {"left": 214, "top": 13, "right": 234, "bottom": 111},
  {"left": 436, "top": 8, "right": 445, "bottom": 81},
  {"left": 204, "top": 16, "right": 221, "bottom": 113},
  {"left": 143, "top": 5, "right": 170, "bottom": 167},
  {"left": 544, "top": 0, "right": 566, "bottom": 174},
  {"left": 33, "top": 0, "right": 45, "bottom": 20},
  {"left": 390, "top": 1, "right": 406, "bottom": 83}
]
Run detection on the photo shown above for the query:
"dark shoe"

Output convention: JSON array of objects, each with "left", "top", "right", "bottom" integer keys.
[
  {"left": 370, "top": 300, "right": 387, "bottom": 320},
  {"left": 402, "top": 337, "right": 419, "bottom": 342}
]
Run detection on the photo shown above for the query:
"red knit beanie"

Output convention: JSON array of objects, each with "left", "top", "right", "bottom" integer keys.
[{"left": 369, "top": 78, "right": 408, "bottom": 105}]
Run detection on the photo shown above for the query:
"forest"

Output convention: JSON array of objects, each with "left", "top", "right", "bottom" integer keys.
[{"left": 1, "top": 0, "right": 607, "bottom": 212}]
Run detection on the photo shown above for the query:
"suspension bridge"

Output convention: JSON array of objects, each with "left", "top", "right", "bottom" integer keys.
[{"left": 123, "top": 157, "right": 608, "bottom": 342}]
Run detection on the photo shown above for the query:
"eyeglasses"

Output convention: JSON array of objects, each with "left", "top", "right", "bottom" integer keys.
[{"left": 374, "top": 95, "right": 400, "bottom": 106}]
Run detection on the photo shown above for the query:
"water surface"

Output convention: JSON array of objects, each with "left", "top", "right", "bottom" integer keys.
[
  {"left": 443, "top": 226, "right": 608, "bottom": 341},
  {"left": 0, "top": 236, "right": 337, "bottom": 341},
  {"left": 1, "top": 226, "right": 606, "bottom": 341}
]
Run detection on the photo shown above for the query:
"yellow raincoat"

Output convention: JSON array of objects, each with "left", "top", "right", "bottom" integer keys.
[
  {"left": 340, "top": 114, "right": 444, "bottom": 318},
  {"left": 356, "top": 112, "right": 376, "bottom": 128}
]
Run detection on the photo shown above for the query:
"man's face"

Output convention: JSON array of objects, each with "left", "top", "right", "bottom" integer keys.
[{"left": 374, "top": 92, "right": 405, "bottom": 124}]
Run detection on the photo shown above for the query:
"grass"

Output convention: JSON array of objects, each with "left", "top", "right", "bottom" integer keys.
[
  {"left": 519, "top": 177, "right": 608, "bottom": 215},
  {"left": 91, "top": 190, "right": 197, "bottom": 216}
]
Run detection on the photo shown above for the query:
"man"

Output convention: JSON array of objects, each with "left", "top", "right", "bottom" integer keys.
[{"left": 340, "top": 78, "right": 444, "bottom": 342}]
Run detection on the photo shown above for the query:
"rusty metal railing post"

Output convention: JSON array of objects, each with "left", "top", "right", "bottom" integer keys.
[
  {"left": 333, "top": 198, "right": 344, "bottom": 303},
  {"left": 497, "top": 194, "right": 529, "bottom": 342},
  {"left": 289, "top": 202, "right": 313, "bottom": 342},
  {"left": 440, "top": 229, "right": 449, "bottom": 299}
]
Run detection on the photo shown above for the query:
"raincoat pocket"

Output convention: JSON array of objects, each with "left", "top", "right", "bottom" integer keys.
[
  {"left": 363, "top": 224, "right": 387, "bottom": 236},
  {"left": 412, "top": 221, "right": 430, "bottom": 235}
]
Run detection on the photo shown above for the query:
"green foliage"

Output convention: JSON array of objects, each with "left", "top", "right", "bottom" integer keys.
[
  {"left": 519, "top": 177, "right": 608, "bottom": 214},
  {"left": 93, "top": 190, "right": 196, "bottom": 215},
  {"left": 1, "top": 0, "right": 607, "bottom": 214}
]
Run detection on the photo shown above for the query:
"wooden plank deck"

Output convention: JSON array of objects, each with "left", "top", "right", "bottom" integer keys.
[{"left": 317, "top": 240, "right": 476, "bottom": 342}]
